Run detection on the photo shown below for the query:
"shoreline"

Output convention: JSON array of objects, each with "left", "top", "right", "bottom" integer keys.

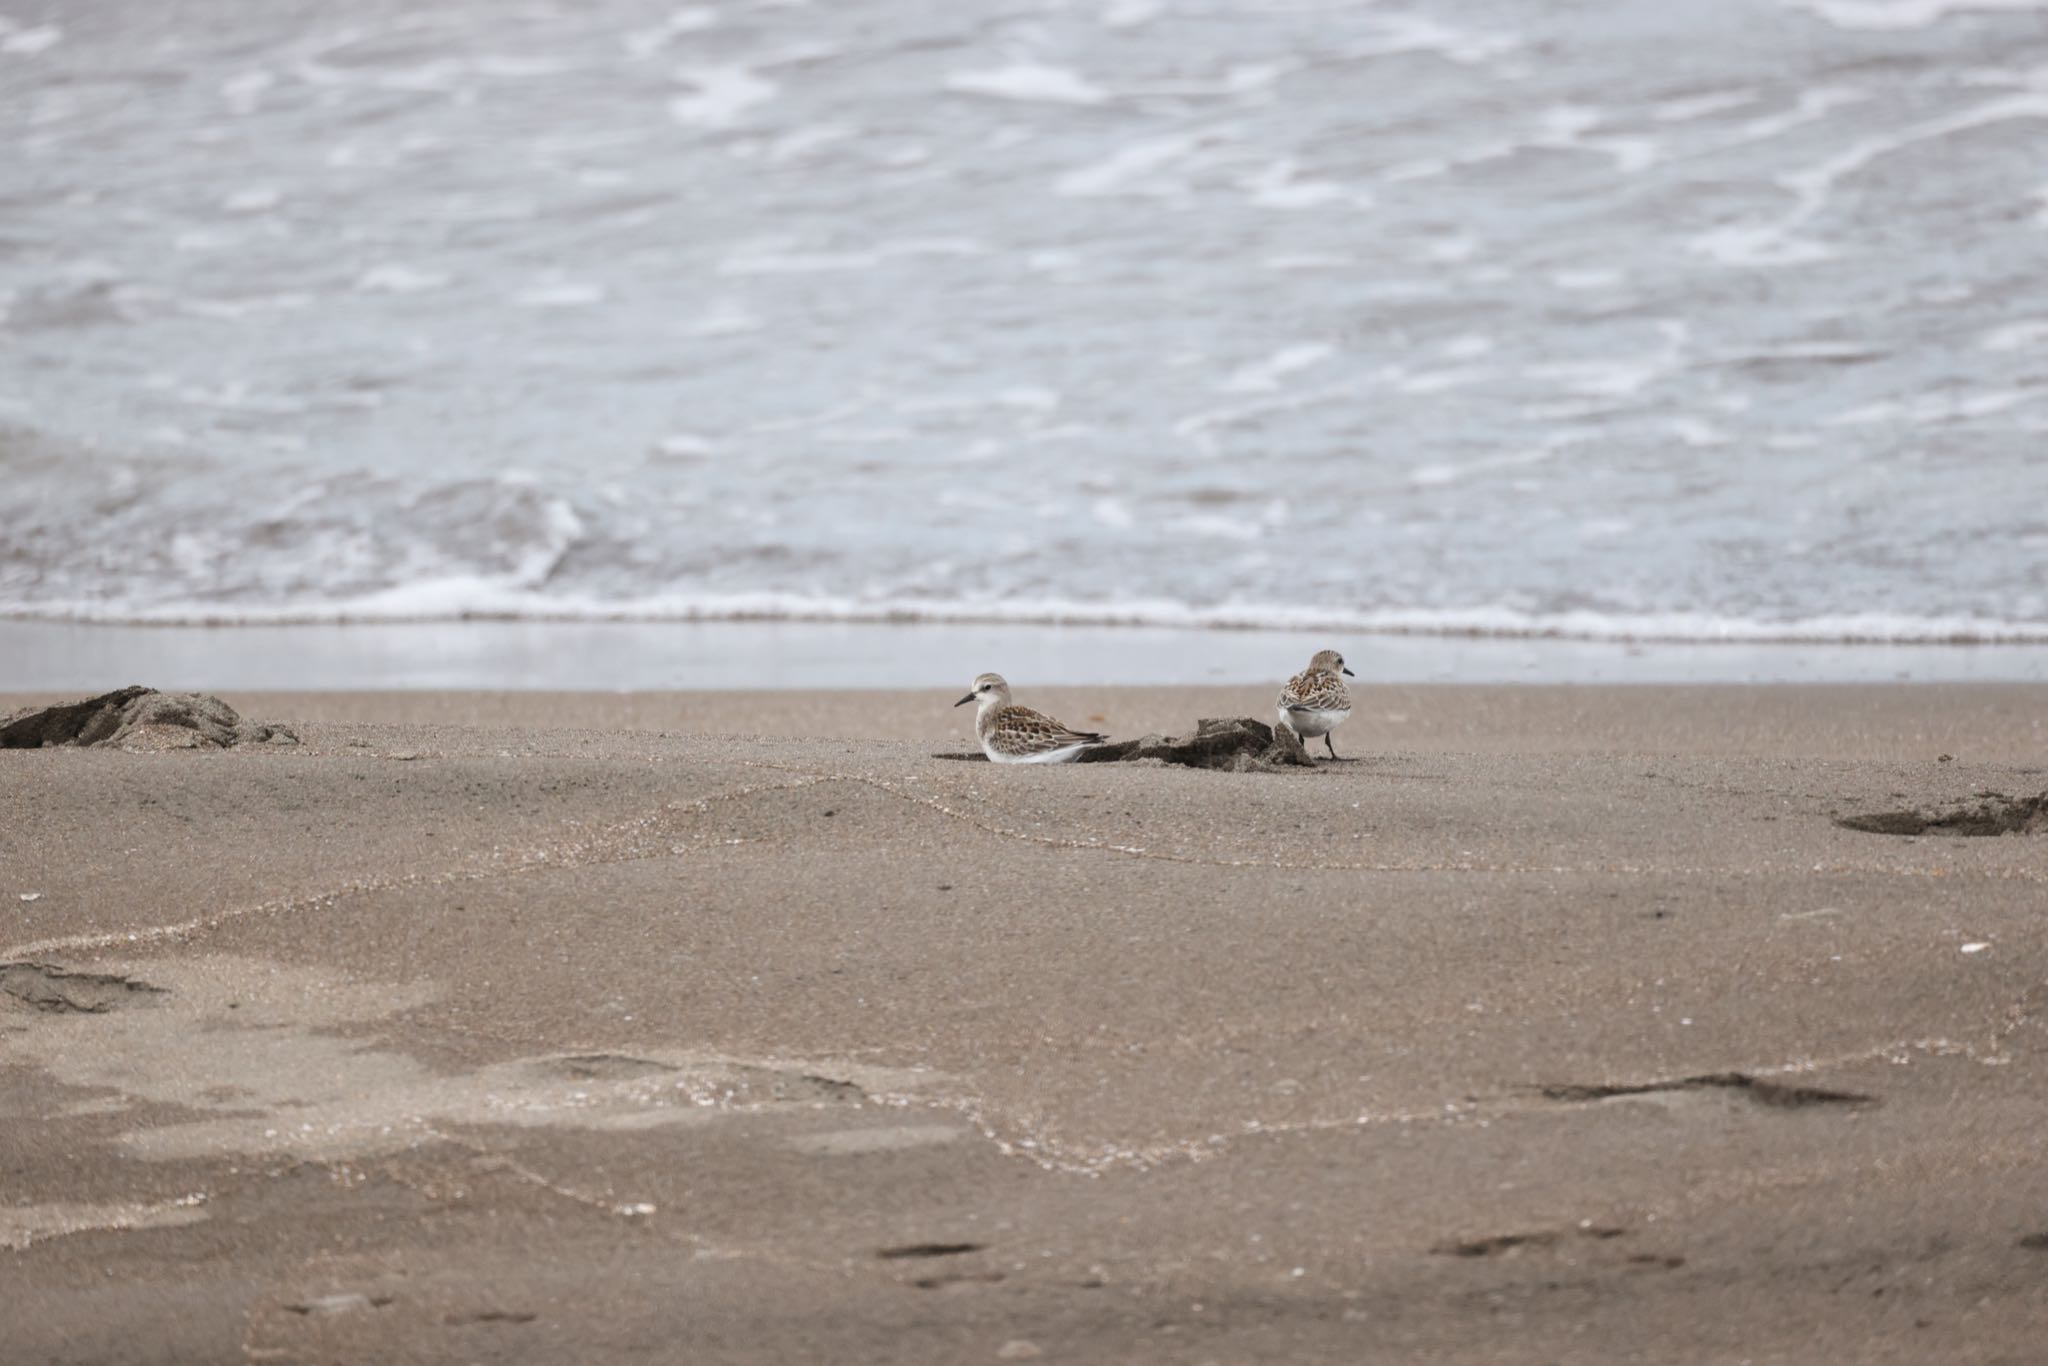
[{"left": 6, "top": 619, "right": 2048, "bottom": 693}]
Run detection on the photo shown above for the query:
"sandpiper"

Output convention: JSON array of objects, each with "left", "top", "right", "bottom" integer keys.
[
  {"left": 955, "top": 672, "right": 1107, "bottom": 764},
  {"left": 1276, "top": 648, "right": 1354, "bottom": 759}
]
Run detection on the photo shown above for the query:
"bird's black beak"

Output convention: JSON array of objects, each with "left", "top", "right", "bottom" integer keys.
[
  {"left": 1342, "top": 667, "right": 1355, "bottom": 677},
  {"left": 954, "top": 693, "right": 976, "bottom": 707}
]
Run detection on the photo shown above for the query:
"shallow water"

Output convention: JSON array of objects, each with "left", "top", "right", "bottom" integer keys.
[
  {"left": 5, "top": 619, "right": 2046, "bottom": 690},
  {"left": 4, "top": 0, "right": 2047, "bottom": 643}
]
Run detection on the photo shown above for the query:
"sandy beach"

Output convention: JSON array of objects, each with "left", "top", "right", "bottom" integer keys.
[{"left": 4, "top": 685, "right": 2046, "bottom": 1364}]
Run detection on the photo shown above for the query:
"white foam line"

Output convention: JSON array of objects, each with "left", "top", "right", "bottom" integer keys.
[
  {"left": 1174, "top": 381, "right": 1355, "bottom": 438},
  {"left": 1825, "top": 387, "right": 2044, "bottom": 425},
  {"left": 1528, "top": 105, "right": 1660, "bottom": 174},
  {"left": 1407, "top": 444, "right": 1562, "bottom": 489},
  {"left": 0, "top": 23, "right": 63, "bottom": 55},
  {"left": 1785, "top": 0, "right": 2048, "bottom": 30},
  {"left": 292, "top": 52, "right": 570, "bottom": 93},
  {"left": 1693, "top": 92, "right": 2048, "bottom": 265},
  {"left": 670, "top": 65, "right": 777, "bottom": 128},
  {"left": 1219, "top": 342, "right": 1337, "bottom": 394},
  {"left": 943, "top": 62, "right": 1107, "bottom": 106},
  {"left": 1339, "top": 13, "right": 1522, "bottom": 66},
  {"left": 1786, "top": 92, "right": 2048, "bottom": 220},
  {"left": 622, "top": 6, "right": 718, "bottom": 59},
  {"left": 1055, "top": 135, "right": 1206, "bottom": 197},
  {"left": 1653, "top": 90, "right": 1760, "bottom": 123},
  {"left": 1981, "top": 320, "right": 2048, "bottom": 351},
  {"left": 5, "top": 595, "right": 2047, "bottom": 644}
]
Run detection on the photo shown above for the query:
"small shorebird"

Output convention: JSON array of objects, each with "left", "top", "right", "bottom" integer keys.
[
  {"left": 955, "top": 672, "right": 1107, "bottom": 764},
  {"left": 1276, "top": 648, "right": 1355, "bottom": 759}
]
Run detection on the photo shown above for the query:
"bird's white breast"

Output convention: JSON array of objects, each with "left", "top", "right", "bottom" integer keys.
[{"left": 1279, "top": 706, "right": 1348, "bottom": 738}]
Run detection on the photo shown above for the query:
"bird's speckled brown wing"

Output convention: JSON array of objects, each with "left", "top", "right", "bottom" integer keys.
[
  {"left": 984, "top": 704, "right": 1105, "bottom": 758},
  {"left": 1277, "top": 668, "right": 1351, "bottom": 714}
]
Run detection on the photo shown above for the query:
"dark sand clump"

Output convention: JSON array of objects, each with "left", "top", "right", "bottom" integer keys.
[
  {"left": 1076, "top": 716, "right": 1315, "bottom": 771},
  {"left": 1836, "top": 791, "right": 2048, "bottom": 836},
  {"left": 936, "top": 716, "right": 1316, "bottom": 769},
  {"left": 0, "top": 686, "right": 297, "bottom": 750}
]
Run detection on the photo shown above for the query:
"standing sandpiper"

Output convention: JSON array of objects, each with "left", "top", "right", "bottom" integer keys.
[{"left": 1276, "top": 649, "right": 1354, "bottom": 760}]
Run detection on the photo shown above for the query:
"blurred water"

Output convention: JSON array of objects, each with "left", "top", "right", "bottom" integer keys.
[
  {"left": 7, "top": 619, "right": 2046, "bottom": 691},
  {"left": 4, "top": 0, "right": 2047, "bottom": 642}
]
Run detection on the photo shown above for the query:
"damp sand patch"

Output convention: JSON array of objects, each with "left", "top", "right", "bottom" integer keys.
[
  {"left": 0, "top": 955, "right": 935, "bottom": 1162},
  {"left": 0, "top": 1195, "right": 210, "bottom": 1251}
]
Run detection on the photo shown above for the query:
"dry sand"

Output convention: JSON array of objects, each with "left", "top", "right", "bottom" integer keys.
[{"left": 3, "top": 685, "right": 2046, "bottom": 1364}]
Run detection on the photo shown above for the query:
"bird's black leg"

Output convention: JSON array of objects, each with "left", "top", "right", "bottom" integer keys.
[{"left": 1324, "top": 733, "right": 1337, "bottom": 760}]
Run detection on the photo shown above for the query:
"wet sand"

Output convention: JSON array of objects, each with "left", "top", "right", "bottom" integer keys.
[{"left": 4, "top": 686, "right": 2047, "bottom": 1364}]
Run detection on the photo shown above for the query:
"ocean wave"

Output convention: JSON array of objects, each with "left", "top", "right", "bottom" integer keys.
[
  {"left": 5, "top": 588, "right": 2045, "bottom": 645},
  {"left": 9, "top": 3, "right": 2048, "bottom": 663}
]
